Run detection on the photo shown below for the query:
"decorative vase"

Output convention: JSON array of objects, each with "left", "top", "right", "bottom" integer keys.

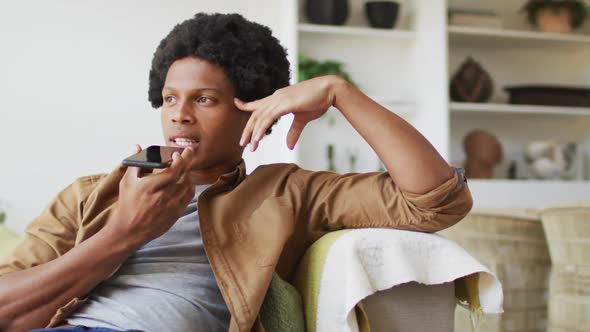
[
  {"left": 305, "top": 0, "right": 349, "bottom": 26},
  {"left": 536, "top": 6, "right": 572, "bottom": 33},
  {"left": 365, "top": 1, "right": 399, "bottom": 29},
  {"left": 450, "top": 57, "right": 494, "bottom": 103}
]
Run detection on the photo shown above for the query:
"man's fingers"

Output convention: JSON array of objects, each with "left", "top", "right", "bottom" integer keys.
[
  {"left": 137, "top": 146, "right": 195, "bottom": 193},
  {"left": 287, "top": 119, "right": 306, "bottom": 150},
  {"left": 168, "top": 151, "right": 186, "bottom": 178},
  {"left": 144, "top": 152, "right": 185, "bottom": 192},
  {"left": 253, "top": 114, "right": 278, "bottom": 144},
  {"left": 180, "top": 147, "right": 194, "bottom": 169},
  {"left": 161, "top": 171, "right": 195, "bottom": 204},
  {"left": 249, "top": 116, "right": 275, "bottom": 152},
  {"left": 164, "top": 147, "right": 194, "bottom": 183},
  {"left": 250, "top": 139, "right": 259, "bottom": 152},
  {"left": 234, "top": 98, "right": 257, "bottom": 112},
  {"left": 123, "top": 164, "right": 141, "bottom": 181},
  {"left": 240, "top": 114, "right": 256, "bottom": 147},
  {"left": 123, "top": 144, "right": 143, "bottom": 178},
  {"left": 179, "top": 147, "right": 194, "bottom": 183}
]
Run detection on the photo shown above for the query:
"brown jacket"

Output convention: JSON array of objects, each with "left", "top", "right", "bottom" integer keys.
[{"left": 0, "top": 161, "right": 472, "bottom": 331}]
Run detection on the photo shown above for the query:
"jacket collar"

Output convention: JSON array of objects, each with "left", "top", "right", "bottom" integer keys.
[
  {"left": 217, "top": 159, "right": 247, "bottom": 191},
  {"left": 142, "top": 159, "right": 247, "bottom": 188}
]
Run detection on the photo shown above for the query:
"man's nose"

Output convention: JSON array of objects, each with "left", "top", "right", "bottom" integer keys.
[{"left": 172, "top": 101, "right": 196, "bottom": 124}]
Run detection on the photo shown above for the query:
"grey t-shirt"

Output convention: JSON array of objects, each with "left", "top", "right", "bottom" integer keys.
[{"left": 67, "top": 184, "right": 230, "bottom": 332}]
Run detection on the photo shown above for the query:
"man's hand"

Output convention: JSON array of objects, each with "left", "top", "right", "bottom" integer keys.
[
  {"left": 236, "top": 75, "right": 343, "bottom": 151},
  {"left": 109, "top": 145, "right": 196, "bottom": 249},
  {"left": 0, "top": 145, "right": 198, "bottom": 332}
]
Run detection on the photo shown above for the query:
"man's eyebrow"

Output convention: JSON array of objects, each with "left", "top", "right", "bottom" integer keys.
[{"left": 162, "top": 86, "right": 224, "bottom": 94}]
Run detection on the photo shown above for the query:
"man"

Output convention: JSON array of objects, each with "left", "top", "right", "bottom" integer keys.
[{"left": 0, "top": 13, "right": 472, "bottom": 332}]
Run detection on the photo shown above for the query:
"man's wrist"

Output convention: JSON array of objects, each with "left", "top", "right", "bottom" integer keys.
[
  {"left": 98, "top": 222, "right": 142, "bottom": 258},
  {"left": 325, "top": 75, "right": 353, "bottom": 109}
]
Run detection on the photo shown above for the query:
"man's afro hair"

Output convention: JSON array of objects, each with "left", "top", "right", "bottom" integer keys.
[{"left": 148, "top": 13, "right": 291, "bottom": 108}]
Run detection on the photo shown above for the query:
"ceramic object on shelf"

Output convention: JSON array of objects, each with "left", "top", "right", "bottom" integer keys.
[
  {"left": 305, "top": 0, "right": 349, "bottom": 26},
  {"left": 365, "top": 1, "right": 399, "bottom": 29},
  {"left": 523, "top": 0, "right": 587, "bottom": 33},
  {"left": 525, "top": 141, "right": 579, "bottom": 180},
  {"left": 450, "top": 57, "right": 494, "bottom": 103},
  {"left": 504, "top": 85, "right": 590, "bottom": 107},
  {"left": 536, "top": 6, "right": 573, "bottom": 33},
  {"left": 463, "top": 129, "right": 503, "bottom": 179}
]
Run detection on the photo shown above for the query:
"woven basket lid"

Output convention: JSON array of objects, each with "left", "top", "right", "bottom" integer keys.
[
  {"left": 541, "top": 201, "right": 590, "bottom": 214},
  {"left": 469, "top": 208, "right": 541, "bottom": 221}
]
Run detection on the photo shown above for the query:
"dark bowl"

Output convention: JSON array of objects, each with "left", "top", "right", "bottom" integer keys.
[
  {"left": 365, "top": 1, "right": 399, "bottom": 29},
  {"left": 504, "top": 85, "right": 590, "bottom": 107}
]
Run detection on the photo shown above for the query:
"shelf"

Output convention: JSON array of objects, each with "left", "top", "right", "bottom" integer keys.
[
  {"left": 468, "top": 179, "right": 590, "bottom": 209},
  {"left": 448, "top": 25, "right": 590, "bottom": 48},
  {"left": 450, "top": 102, "right": 590, "bottom": 116},
  {"left": 298, "top": 23, "right": 415, "bottom": 40}
]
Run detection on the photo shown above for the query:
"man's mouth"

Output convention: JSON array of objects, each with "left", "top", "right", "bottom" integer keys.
[{"left": 170, "top": 136, "right": 200, "bottom": 148}]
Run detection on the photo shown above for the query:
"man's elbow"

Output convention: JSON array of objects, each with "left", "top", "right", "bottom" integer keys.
[{"left": 427, "top": 187, "right": 474, "bottom": 233}]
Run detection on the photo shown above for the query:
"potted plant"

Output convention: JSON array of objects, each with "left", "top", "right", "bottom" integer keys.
[
  {"left": 523, "top": 0, "right": 588, "bottom": 33},
  {"left": 298, "top": 55, "right": 356, "bottom": 85}
]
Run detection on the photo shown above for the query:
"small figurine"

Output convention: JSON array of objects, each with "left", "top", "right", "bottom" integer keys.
[
  {"left": 463, "top": 129, "right": 503, "bottom": 179},
  {"left": 525, "top": 141, "right": 577, "bottom": 179}
]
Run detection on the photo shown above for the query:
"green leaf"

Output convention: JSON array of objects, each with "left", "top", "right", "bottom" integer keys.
[{"left": 297, "top": 54, "right": 356, "bottom": 87}]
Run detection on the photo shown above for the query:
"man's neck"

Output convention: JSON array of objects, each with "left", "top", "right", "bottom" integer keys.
[{"left": 187, "top": 160, "right": 241, "bottom": 185}]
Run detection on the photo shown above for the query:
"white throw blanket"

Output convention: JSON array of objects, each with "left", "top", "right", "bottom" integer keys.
[{"left": 314, "top": 229, "right": 504, "bottom": 332}]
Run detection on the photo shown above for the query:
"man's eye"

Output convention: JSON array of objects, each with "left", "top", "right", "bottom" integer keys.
[
  {"left": 196, "top": 96, "right": 212, "bottom": 104},
  {"left": 164, "top": 96, "right": 176, "bottom": 104}
]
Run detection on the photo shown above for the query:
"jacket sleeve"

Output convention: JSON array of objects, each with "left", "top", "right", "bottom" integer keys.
[
  {"left": 295, "top": 167, "right": 473, "bottom": 238},
  {"left": 0, "top": 176, "right": 96, "bottom": 277}
]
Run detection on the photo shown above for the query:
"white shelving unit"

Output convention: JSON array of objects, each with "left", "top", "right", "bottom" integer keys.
[
  {"left": 268, "top": 0, "right": 590, "bottom": 209},
  {"left": 447, "top": 0, "right": 590, "bottom": 208},
  {"left": 448, "top": 25, "right": 590, "bottom": 48},
  {"left": 299, "top": 23, "right": 416, "bottom": 39},
  {"left": 450, "top": 102, "right": 590, "bottom": 116}
]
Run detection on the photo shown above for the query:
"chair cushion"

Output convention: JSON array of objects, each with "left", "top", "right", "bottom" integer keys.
[{"left": 260, "top": 272, "right": 305, "bottom": 332}]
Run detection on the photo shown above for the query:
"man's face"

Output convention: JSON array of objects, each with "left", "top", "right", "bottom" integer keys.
[{"left": 160, "top": 57, "right": 249, "bottom": 171}]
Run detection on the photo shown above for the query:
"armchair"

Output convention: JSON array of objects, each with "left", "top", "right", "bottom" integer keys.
[{"left": 261, "top": 228, "right": 503, "bottom": 332}]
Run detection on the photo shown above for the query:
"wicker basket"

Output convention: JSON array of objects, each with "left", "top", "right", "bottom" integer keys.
[
  {"left": 541, "top": 203, "right": 590, "bottom": 332},
  {"left": 440, "top": 209, "right": 550, "bottom": 332}
]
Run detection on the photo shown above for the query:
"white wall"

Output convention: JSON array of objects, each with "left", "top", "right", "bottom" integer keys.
[{"left": 0, "top": 0, "right": 290, "bottom": 233}]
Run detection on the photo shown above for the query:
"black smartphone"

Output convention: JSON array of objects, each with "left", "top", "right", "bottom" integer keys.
[{"left": 122, "top": 145, "right": 185, "bottom": 169}]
